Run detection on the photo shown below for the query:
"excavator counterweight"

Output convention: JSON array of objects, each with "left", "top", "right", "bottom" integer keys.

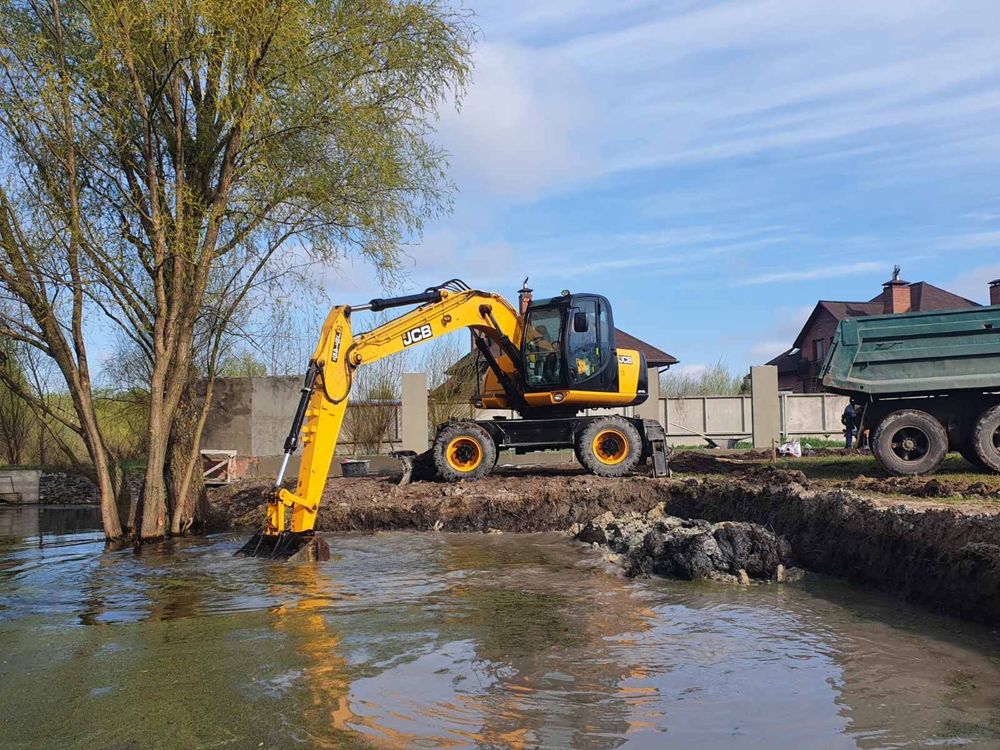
[{"left": 237, "top": 279, "right": 669, "bottom": 560}]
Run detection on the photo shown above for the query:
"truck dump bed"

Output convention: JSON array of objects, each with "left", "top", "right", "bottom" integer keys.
[{"left": 820, "top": 305, "right": 1000, "bottom": 396}]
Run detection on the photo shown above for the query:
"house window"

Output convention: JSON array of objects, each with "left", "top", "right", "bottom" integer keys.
[{"left": 813, "top": 338, "right": 826, "bottom": 361}]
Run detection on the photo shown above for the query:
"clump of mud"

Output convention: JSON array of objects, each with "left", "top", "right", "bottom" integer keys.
[
  {"left": 573, "top": 503, "right": 795, "bottom": 584},
  {"left": 669, "top": 451, "right": 808, "bottom": 485},
  {"left": 844, "top": 475, "right": 1000, "bottom": 499}
]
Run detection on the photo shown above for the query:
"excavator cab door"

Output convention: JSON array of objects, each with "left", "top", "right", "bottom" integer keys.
[
  {"left": 521, "top": 293, "right": 618, "bottom": 393},
  {"left": 564, "top": 295, "right": 617, "bottom": 392}
]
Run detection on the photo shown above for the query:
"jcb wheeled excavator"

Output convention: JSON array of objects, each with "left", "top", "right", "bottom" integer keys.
[{"left": 238, "top": 279, "right": 670, "bottom": 560}]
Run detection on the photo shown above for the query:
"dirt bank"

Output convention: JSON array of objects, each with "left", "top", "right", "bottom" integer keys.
[{"left": 211, "top": 464, "right": 1000, "bottom": 626}]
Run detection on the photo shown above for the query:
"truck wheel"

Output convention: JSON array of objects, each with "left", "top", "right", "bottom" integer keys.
[
  {"left": 575, "top": 417, "right": 642, "bottom": 477},
  {"left": 433, "top": 422, "right": 497, "bottom": 482},
  {"left": 971, "top": 405, "right": 1000, "bottom": 473},
  {"left": 872, "top": 409, "right": 948, "bottom": 476}
]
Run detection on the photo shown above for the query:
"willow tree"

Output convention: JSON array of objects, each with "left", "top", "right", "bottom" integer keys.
[{"left": 0, "top": 0, "right": 471, "bottom": 540}]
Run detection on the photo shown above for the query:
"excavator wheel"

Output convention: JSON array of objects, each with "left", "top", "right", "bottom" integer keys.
[
  {"left": 433, "top": 421, "right": 497, "bottom": 482},
  {"left": 574, "top": 416, "right": 642, "bottom": 478}
]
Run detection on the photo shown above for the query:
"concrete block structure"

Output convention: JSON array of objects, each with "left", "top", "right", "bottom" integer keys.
[
  {"left": 750, "top": 366, "right": 780, "bottom": 448},
  {"left": 401, "top": 372, "right": 429, "bottom": 453},
  {"left": 201, "top": 376, "right": 302, "bottom": 457},
  {"left": 0, "top": 469, "right": 41, "bottom": 504}
]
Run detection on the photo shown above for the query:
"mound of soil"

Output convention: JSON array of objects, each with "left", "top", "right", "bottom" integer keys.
[
  {"left": 575, "top": 503, "right": 793, "bottom": 583},
  {"left": 209, "top": 467, "right": 670, "bottom": 534},
  {"left": 843, "top": 475, "right": 1000, "bottom": 499},
  {"left": 670, "top": 451, "right": 808, "bottom": 485}
]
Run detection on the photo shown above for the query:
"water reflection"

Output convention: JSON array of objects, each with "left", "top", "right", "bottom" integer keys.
[
  {"left": 0, "top": 503, "right": 101, "bottom": 541},
  {"left": 0, "top": 527, "right": 998, "bottom": 750}
]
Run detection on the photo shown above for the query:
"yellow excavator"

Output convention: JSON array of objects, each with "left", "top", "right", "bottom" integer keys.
[{"left": 238, "top": 279, "right": 669, "bottom": 560}]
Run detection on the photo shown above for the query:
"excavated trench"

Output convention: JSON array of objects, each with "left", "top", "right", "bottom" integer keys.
[{"left": 211, "top": 463, "right": 1000, "bottom": 626}]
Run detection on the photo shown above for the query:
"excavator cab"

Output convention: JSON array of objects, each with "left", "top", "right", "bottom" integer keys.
[
  {"left": 522, "top": 293, "right": 617, "bottom": 393},
  {"left": 478, "top": 290, "right": 647, "bottom": 414}
]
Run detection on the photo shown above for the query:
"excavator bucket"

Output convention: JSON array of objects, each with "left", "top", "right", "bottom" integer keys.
[{"left": 235, "top": 531, "right": 330, "bottom": 562}]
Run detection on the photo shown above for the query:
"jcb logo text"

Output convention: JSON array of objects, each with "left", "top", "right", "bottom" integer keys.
[{"left": 402, "top": 324, "right": 433, "bottom": 347}]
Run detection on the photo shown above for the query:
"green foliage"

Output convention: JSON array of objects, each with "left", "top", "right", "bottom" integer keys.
[
  {"left": 0, "top": 0, "right": 474, "bottom": 531},
  {"left": 0, "top": 339, "right": 32, "bottom": 465},
  {"left": 660, "top": 360, "right": 749, "bottom": 398},
  {"left": 217, "top": 353, "right": 268, "bottom": 378}
]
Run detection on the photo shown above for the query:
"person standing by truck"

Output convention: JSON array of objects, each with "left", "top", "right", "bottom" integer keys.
[{"left": 842, "top": 402, "right": 858, "bottom": 448}]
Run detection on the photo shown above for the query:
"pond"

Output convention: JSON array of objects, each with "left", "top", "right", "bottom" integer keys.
[{"left": 1, "top": 505, "right": 999, "bottom": 749}]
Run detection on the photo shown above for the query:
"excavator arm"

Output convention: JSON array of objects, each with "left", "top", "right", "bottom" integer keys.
[{"left": 237, "top": 281, "right": 522, "bottom": 559}]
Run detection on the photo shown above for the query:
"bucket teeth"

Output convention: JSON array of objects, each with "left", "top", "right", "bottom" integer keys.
[{"left": 235, "top": 530, "right": 329, "bottom": 562}]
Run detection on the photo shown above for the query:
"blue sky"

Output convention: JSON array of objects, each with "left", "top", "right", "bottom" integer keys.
[{"left": 325, "top": 0, "right": 1000, "bottom": 376}]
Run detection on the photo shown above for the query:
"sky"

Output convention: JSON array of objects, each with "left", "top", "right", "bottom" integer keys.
[{"left": 322, "top": 0, "right": 1000, "bottom": 377}]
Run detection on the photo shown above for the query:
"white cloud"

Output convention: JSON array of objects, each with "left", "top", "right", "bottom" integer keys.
[
  {"left": 483, "top": 0, "right": 1000, "bottom": 183},
  {"left": 749, "top": 340, "right": 792, "bottom": 361},
  {"left": 944, "top": 231, "right": 1000, "bottom": 250},
  {"left": 948, "top": 263, "right": 1000, "bottom": 304},
  {"left": 745, "top": 304, "right": 814, "bottom": 364},
  {"left": 668, "top": 363, "right": 709, "bottom": 380},
  {"left": 735, "top": 261, "right": 883, "bottom": 286},
  {"left": 436, "top": 42, "right": 601, "bottom": 198}
]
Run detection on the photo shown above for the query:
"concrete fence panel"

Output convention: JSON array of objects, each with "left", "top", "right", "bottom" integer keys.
[{"left": 705, "top": 396, "right": 748, "bottom": 434}]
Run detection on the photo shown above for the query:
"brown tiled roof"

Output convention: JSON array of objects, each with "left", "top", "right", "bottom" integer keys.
[
  {"left": 766, "top": 348, "right": 801, "bottom": 373},
  {"left": 791, "top": 282, "right": 980, "bottom": 350},
  {"left": 614, "top": 329, "right": 678, "bottom": 366},
  {"left": 906, "top": 282, "right": 980, "bottom": 311}
]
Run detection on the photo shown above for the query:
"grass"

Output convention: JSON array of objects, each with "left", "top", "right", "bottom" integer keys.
[
  {"left": 768, "top": 453, "right": 1000, "bottom": 485},
  {"left": 666, "top": 448, "right": 1000, "bottom": 506}
]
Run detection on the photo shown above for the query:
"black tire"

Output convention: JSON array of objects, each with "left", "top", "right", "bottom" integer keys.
[
  {"left": 872, "top": 409, "right": 948, "bottom": 476},
  {"left": 433, "top": 421, "right": 497, "bottom": 482},
  {"left": 971, "top": 405, "right": 1000, "bottom": 473},
  {"left": 574, "top": 417, "right": 642, "bottom": 477}
]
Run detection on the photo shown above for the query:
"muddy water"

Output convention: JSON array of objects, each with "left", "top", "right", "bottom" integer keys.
[{"left": 1, "top": 507, "right": 999, "bottom": 750}]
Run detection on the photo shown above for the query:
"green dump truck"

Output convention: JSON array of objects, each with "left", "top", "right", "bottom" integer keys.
[{"left": 820, "top": 305, "right": 1000, "bottom": 475}]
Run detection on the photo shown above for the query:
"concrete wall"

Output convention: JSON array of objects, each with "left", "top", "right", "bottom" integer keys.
[
  {"left": 202, "top": 376, "right": 402, "bottom": 458},
  {"left": 0, "top": 469, "right": 41, "bottom": 504},
  {"left": 249, "top": 376, "right": 302, "bottom": 457},
  {"left": 201, "top": 375, "right": 854, "bottom": 471},
  {"left": 200, "top": 377, "right": 255, "bottom": 455}
]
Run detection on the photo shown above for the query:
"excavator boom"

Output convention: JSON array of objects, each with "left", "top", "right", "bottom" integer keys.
[{"left": 237, "top": 281, "right": 522, "bottom": 559}]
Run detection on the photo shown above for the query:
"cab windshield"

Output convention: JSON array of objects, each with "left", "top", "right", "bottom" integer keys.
[{"left": 523, "top": 307, "right": 563, "bottom": 387}]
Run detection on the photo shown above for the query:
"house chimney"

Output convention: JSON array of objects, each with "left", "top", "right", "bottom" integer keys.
[
  {"left": 518, "top": 277, "right": 533, "bottom": 315},
  {"left": 991, "top": 278, "right": 1000, "bottom": 306},
  {"left": 882, "top": 264, "right": 911, "bottom": 314}
]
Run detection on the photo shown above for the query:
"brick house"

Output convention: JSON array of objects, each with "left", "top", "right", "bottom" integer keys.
[{"left": 767, "top": 269, "right": 998, "bottom": 393}]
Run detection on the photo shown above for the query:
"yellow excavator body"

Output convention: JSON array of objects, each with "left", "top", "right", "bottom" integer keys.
[{"left": 237, "top": 279, "right": 668, "bottom": 560}]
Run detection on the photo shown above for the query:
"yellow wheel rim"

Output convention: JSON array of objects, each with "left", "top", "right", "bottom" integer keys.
[
  {"left": 446, "top": 436, "right": 483, "bottom": 472},
  {"left": 592, "top": 428, "right": 629, "bottom": 465}
]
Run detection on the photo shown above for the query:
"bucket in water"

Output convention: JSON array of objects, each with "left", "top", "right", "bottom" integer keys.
[{"left": 341, "top": 459, "right": 370, "bottom": 478}]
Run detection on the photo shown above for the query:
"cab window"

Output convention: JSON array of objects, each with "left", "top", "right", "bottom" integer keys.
[
  {"left": 567, "top": 298, "right": 611, "bottom": 385},
  {"left": 523, "top": 307, "right": 563, "bottom": 386}
]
